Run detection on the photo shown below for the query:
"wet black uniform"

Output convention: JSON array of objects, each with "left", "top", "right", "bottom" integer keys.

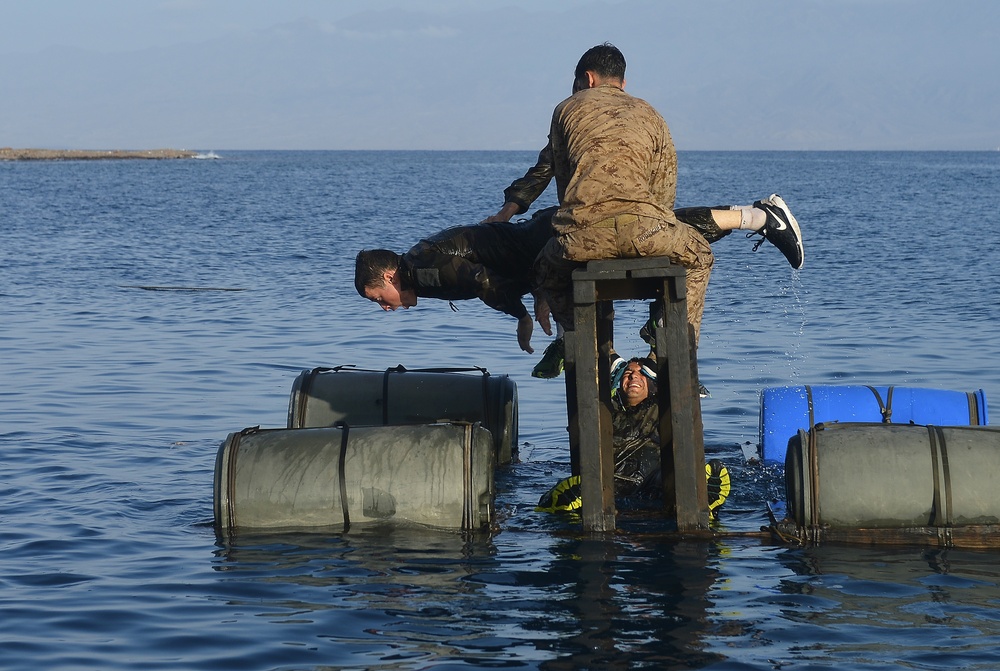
[
  {"left": 612, "top": 396, "right": 669, "bottom": 497},
  {"left": 397, "top": 207, "right": 556, "bottom": 320}
]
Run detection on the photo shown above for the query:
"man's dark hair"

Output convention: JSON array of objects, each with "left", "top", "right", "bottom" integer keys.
[
  {"left": 354, "top": 248, "right": 401, "bottom": 296},
  {"left": 574, "top": 42, "right": 626, "bottom": 83}
]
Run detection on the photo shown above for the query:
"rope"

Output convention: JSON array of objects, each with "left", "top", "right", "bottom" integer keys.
[{"left": 865, "top": 385, "right": 893, "bottom": 423}]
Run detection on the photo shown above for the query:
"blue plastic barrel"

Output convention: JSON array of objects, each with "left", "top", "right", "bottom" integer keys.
[{"left": 759, "top": 385, "right": 989, "bottom": 463}]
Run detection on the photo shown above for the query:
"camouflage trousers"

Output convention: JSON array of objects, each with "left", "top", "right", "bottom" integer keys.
[{"left": 534, "top": 212, "right": 713, "bottom": 343}]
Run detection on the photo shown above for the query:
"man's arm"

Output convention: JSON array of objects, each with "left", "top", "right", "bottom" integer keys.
[
  {"left": 531, "top": 292, "right": 552, "bottom": 337},
  {"left": 481, "top": 144, "right": 554, "bottom": 223},
  {"left": 465, "top": 263, "right": 538, "bottom": 353},
  {"left": 406, "top": 243, "right": 536, "bottom": 352}
]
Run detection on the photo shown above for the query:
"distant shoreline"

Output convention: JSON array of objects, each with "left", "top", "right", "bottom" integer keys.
[{"left": 0, "top": 148, "right": 198, "bottom": 161}]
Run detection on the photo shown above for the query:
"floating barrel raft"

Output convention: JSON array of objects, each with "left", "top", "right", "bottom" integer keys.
[
  {"left": 215, "top": 422, "right": 496, "bottom": 536},
  {"left": 288, "top": 365, "right": 518, "bottom": 466},
  {"left": 759, "top": 385, "right": 988, "bottom": 463},
  {"left": 770, "top": 422, "right": 1000, "bottom": 548},
  {"left": 214, "top": 365, "right": 517, "bottom": 536},
  {"left": 214, "top": 365, "right": 1000, "bottom": 548}
]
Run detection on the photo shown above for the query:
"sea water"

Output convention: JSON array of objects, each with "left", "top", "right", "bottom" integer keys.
[{"left": 2, "top": 150, "right": 1000, "bottom": 670}]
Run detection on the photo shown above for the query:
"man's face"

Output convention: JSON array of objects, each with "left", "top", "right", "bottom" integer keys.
[
  {"left": 620, "top": 362, "right": 651, "bottom": 407},
  {"left": 363, "top": 271, "right": 417, "bottom": 311}
]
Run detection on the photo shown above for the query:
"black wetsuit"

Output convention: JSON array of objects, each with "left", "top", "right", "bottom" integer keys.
[
  {"left": 398, "top": 207, "right": 556, "bottom": 320},
  {"left": 612, "top": 396, "right": 669, "bottom": 497}
]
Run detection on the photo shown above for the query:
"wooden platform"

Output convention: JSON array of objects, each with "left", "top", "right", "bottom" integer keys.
[{"left": 564, "top": 257, "right": 709, "bottom": 532}]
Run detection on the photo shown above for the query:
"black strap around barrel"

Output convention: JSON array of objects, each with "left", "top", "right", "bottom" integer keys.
[
  {"left": 806, "top": 385, "right": 815, "bottom": 431},
  {"left": 803, "top": 387, "right": 821, "bottom": 541},
  {"left": 927, "top": 425, "right": 954, "bottom": 530},
  {"left": 334, "top": 421, "right": 351, "bottom": 532},
  {"left": 807, "top": 426, "right": 821, "bottom": 538},
  {"left": 481, "top": 373, "right": 496, "bottom": 442},
  {"left": 462, "top": 423, "right": 475, "bottom": 531}
]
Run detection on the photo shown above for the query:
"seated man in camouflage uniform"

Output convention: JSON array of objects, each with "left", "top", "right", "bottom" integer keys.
[{"left": 532, "top": 43, "right": 804, "bottom": 381}]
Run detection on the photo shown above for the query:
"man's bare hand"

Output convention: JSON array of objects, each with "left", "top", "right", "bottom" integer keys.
[
  {"left": 517, "top": 315, "right": 534, "bottom": 353},
  {"left": 479, "top": 201, "right": 520, "bottom": 224},
  {"left": 533, "top": 294, "right": 552, "bottom": 336}
]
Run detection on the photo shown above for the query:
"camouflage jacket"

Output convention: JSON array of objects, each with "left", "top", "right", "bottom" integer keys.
[
  {"left": 549, "top": 85, "right": 679, "bottom": 233},
  {"left": 399, "top": 209, "right": 555, "bottom": 320},
  {"left": 502, "top": 145, "right": 729, "bottom": 244}
]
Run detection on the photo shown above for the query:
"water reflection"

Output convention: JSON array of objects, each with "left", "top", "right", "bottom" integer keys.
[
  {"left": 212, "top": 527, "right": 732, "bottom": 668},
  {"left": 709, "top": 543, "right": 1000, "bottom": 669},
  {"left": 213, "top": 527, "right": 511, "bottom": 668},
  {"left": 533, "top": 537, "right": 725, "bottom": 669}
]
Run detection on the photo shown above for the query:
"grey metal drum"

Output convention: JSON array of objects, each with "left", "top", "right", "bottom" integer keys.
[
  {"left": 786, "top": 422, "right": 1000, "bottom": 529},
  {"left": 287, "top": 366, "right": 518, "bottom": 465},
  {"left": 215, "top": 422, "right": 496, "bottom": 535}
]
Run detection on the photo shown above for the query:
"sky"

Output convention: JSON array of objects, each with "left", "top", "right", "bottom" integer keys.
[{"left": 1, "top": 0, "right": 998, "bottom": 151}]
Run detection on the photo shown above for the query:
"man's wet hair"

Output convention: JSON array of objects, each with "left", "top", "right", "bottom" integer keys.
[
  {"left": 574, "top": 42, "right": 626, "bottom": 83},
  {"left": 354, "top": 249, "right": 401, "bottom": 296}
]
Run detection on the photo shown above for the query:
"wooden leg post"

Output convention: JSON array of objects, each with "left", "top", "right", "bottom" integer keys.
[
  {"left": 654, "top": 279, "right": 709, "bottom": 530},
  {"left": 564, "top": 330, "right": 580, "bottom": 477},
  {"left": 567, "top": 258, "right": 708, "bottom": 532},
  {"left": 572, "top": 285, "right": 616, "bottom": 531}
]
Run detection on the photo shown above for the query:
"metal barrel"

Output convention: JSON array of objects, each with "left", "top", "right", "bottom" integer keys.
[
  {"left": 215, "top": 422, "right": 495, "bottom": 535},
  {"left": 786, "top": 423, "right": 1000, "bottom": 528},
  {"left": 286, "top": 366, "right": 518, "bottom": 465}
]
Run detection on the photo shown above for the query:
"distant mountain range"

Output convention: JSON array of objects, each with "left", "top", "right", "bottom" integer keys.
[{"left": 2, "top": 0, "right": 997, "bottom": 150}]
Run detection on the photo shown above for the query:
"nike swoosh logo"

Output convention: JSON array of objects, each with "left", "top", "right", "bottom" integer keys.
[{"left": 771, "top": 214, "right": 788, "bottom": 231}]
